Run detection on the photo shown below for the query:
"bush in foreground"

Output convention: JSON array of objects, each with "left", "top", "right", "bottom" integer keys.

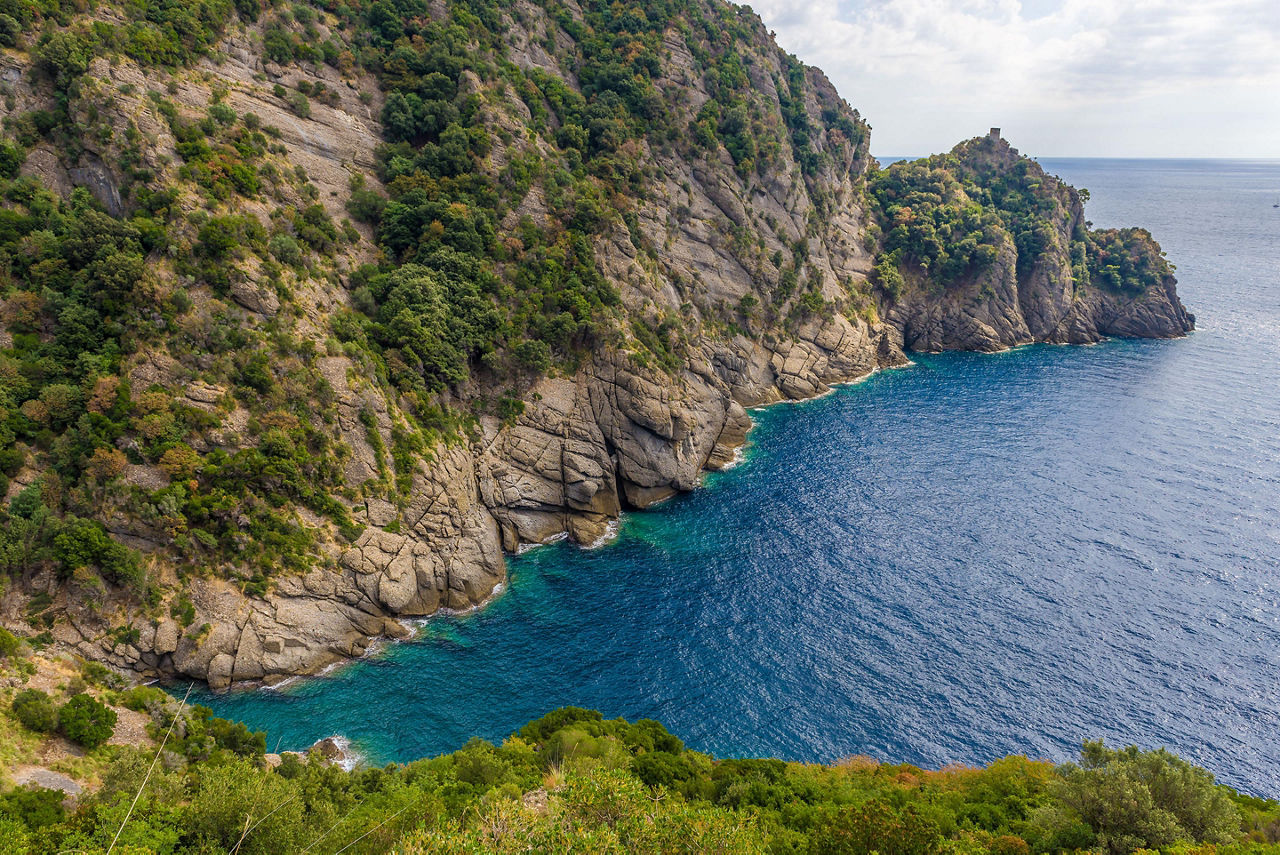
[
  {"left": 0, "top": 704, "right": 1272, "bottom": 855},
  {"left": 11, "top": 688, "right": 58, "bottom": 733},
  {"left": 57, "top": 693, "right": 116, "bottom": 748}
]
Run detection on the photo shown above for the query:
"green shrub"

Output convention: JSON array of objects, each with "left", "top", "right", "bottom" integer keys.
[
  {"left": 118, "top": 685, "right": 170, "bottom": 713},
  {"left": 264, "top": 26, "right": 293, "bottom": 63},
  {"left": 33, "top": 30, "right": 93, "bottom": 88},
  {"left": 171, "top": 594, "right": 196, "bottom": 627},
  {"left": 512, "top": 339, "right": 551, "bottom": 372},
  {"left": 198, "top": 214, "right": 263, "bottom": 257},
  {"left": 268, "top": 232, "right": 304, "bottom": 266},
  {"left": 179, "top": 705, "right": 266, "bottom": 758},
  {"left": 207, "top": 103, "right": 236, "bottom": 126},
  {"left": 1042, "top": 740, "right": 1241, "bottom": 855},
  {"left": 346, "top": 186, "right": 386, "bottom": 224},
  {"left": 52, "top": 517, "right": 143, "bottom": 588},
  {"left": 0, "top": 784, "right": 64, "bottom": 831},
  {"left": 8, "top": 485, "right": 43, "bottom": 520},
  {"left": 58, "top": 693, "right": 117, "bottom": 748},
  {"left": 0, "top": 626, "right": 20, "bottom": 659},
  {"left": 0, "top": 14, "right": 20, "bottom": 48},
  {"left": 287, "top": 91, "right": 311, "bottom": 118},
  {"left": 517, "top": 707, "right": 603, "bottom": 743},
  {"left": 12, "top": 689, "right": 57, "bottom": 733},
  {"left": 0, "top": 141, "right": 25, "bottom": 179},
  {"left": 811, "top": 799, "right": 941, "bottom": 855},
  {"left": 292, "top": 204, "right": 336, "bottom": 250}
]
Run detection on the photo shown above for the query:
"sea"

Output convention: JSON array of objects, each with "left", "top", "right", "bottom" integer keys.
[{"left": 197, "top": 159, "right": 1280, "bottom": 798}]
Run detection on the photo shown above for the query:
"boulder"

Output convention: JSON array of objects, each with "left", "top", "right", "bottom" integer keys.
[{"left": 207, "top": 653, "right": 234, "bottom": 691}]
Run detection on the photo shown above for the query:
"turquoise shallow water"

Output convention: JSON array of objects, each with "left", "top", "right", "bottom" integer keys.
[{"left": 198, "top": 159, "right": 1280, "bottom": 797}]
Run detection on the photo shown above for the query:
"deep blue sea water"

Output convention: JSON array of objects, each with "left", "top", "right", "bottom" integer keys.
[{"left": 199, "top": 159, "right": 1280, "bottom": 797}]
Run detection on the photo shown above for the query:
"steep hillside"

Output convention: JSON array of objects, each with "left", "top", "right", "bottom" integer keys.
[{"left": 0, "top": 0, "right": 1192, "bottom": 687}]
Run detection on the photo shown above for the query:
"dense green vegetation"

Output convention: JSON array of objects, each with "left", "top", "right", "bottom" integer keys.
[
  {"left": 0, "top": 179, "right": 162, "bottom": 593},
  {"left": 1079, "top": 227, "right": 1170, "bottom": 295},
  {"left": 0, "top": 0, "right": 384, "bottom": 598},
  {"left": 26, "top": 0, "right": 239, "bottom": 84},
  {"left": 1, "top": 701, "right": 1276, "bottom": 855},
  {"left": 0, "top": 171, "right": 353, "bottom": 596},
  {"left": 866, "top": 160, "right": 1004, "bottom": 294}
]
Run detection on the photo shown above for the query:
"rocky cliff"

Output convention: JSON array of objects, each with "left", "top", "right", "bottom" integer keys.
[
  {"left": 0, "top": 0, "right": 1191, "bottom": 688},
  {"left": 879, "top": 134, "right": 1192, "bottom": 352}
]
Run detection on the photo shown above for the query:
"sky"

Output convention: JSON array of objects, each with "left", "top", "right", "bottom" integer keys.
[{"left": 749, "top": 0, "right": 1280, "bottom": 158}]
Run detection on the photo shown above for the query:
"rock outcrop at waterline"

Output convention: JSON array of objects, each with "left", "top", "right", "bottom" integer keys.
[
  {"left": 42, "top": 313, "right": 903, "bottom": 690},
  {"left": 0, "top": 0, "right": 1190, "bottom": 690}
]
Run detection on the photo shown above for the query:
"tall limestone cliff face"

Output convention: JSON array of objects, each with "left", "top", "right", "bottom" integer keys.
[{"left": 0, "top": 0, "right": 1189, "bottom": 688}]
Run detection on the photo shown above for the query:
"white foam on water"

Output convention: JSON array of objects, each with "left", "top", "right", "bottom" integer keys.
[
  {"left": 322, "top": 735, "right": 363, "bottom": 772},
  {"left": 746, "top": 365, "right": 898, "bottom": 413},
  {"left": 397, "top": 617, "right": 424, "bottom": 636},
  {"left": 718, "top": 443, "right": 748, "bottom": 470},
  {"left": 431, "top": 580, "right": 509, "bottom": 618},
  {"left": 583, "top": 517, "right": 623, "bottom": 549},
  {"left": 261, "top": 674, "right": 302, "bottom": 692},
  {"left": 516, "top": 531, "right": 569, "bottom": 554}
]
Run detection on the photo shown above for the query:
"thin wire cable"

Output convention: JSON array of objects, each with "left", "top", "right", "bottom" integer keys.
[
  {"left": 228, "top": 791, "right": 302, "bottom": 854},
  {"left": 332, "top": 803, "right": 413, "bottom": 855},
  {"left": 229, "top": 753, "right": 277, "bottom": 855},
  {"left": 106, "top": 682, "right": 194, "bottom": 855},
  {"left": 300, "top": 797, "right": 369, "bottom": 854}
]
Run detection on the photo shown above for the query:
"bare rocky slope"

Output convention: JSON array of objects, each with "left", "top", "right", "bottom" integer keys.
[{"left": 0, "top": 0, "right": 1191, "bottom": 689}]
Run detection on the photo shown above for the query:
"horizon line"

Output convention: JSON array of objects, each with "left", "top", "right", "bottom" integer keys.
[{"left": 874, "top": 154, "right": 1280, "bottom": 162}]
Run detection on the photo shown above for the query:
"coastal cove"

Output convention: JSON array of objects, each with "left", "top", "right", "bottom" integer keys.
[{"left": 198, "top": 159, "right": 1280, "bottom": 798}]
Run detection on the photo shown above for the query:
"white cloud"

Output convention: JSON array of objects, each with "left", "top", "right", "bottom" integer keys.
[{"left": 750, "top": 0, "right": 1280, "bottom": 155}]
